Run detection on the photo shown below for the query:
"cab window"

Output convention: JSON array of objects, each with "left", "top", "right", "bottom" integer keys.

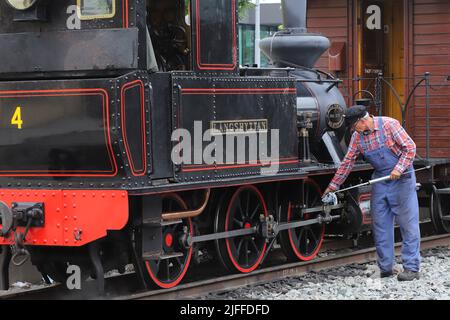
[
  {"left": 77, "top": 0, "right": 115, "bottom": 20},
  {"left": 146, "top": 0, "right": 191, "bottom": 71}
]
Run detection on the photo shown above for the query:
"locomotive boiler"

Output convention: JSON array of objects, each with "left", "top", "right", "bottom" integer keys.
[{"left": 0, "top": 0, "right": 446, "bottom": 294}]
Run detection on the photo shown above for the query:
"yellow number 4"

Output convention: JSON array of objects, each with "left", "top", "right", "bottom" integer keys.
[{"left": 11, "top": 106, "right": 23, "bottom": 129}]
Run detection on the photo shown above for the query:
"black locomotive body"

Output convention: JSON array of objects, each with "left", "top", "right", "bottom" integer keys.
[{"left": 0, "top": 0, "right": 448, "bottom": 292}]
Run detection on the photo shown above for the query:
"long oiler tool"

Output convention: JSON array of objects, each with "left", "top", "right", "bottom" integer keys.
[{"left": 322, "top": 166, "right": 432, "bottom": 205}]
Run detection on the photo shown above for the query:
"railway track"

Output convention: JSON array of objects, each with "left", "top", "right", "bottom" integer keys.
[
  {"left": 0, "top": 237, "right": 356, "bottom": 300},
  {"left": 121, "top": 234, "right": 450, "bottom": 300},
  {"left": 1, "top": 233, "right": 448, "bottom": 300}
]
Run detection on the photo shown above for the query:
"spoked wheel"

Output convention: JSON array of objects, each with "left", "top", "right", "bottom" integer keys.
[
  {"left": 215, "top": 185, "right": 267, "bottom": 273},
  {"left": 144, "top": 194, "right": 193, "bottom": 289},
  {"left": 279, "top": 179, "right": 325, "bottom": 261},
  {"left": 431, "top": 184, "right": 450, "bottom": 234}
]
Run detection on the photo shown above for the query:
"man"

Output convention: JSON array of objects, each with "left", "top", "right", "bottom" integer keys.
[{"left": 324, "top": 105, "right": 421, "bottom": 281}]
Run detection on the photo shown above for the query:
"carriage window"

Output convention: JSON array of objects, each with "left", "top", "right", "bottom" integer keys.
[{"left": 77, "top": 0, "right": 115, "bottom": 20}]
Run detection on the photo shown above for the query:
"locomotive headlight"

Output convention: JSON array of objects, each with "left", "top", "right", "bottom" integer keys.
[{"left": 6, "top": 0, "right": 37, "bottom": 10}]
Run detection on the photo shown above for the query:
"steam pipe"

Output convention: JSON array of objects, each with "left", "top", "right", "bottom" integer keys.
[{"left": 162, "top": 189, "right": 211, "bottom": 220}]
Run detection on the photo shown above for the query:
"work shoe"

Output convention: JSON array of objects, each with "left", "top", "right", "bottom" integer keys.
[
  {"left": 397, "top": 270, "right": 420, "bottom": 281},
  {"left": 380, "top": 270, "right": 393, "bottom": 278}
]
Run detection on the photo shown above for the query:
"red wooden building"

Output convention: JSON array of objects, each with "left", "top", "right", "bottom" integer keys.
[{"left": 306, "top": 0, "right": 450, "bottom": 158}]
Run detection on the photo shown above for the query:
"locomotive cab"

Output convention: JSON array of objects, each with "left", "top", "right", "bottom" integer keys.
[
  {"left": 0, "top": 0, "right": 144, "bottom": 78},
  {"left": 0, "top": 0, "right": 197, "bottom": 76}
]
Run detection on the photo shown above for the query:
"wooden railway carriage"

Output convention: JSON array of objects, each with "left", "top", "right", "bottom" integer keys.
[{"left": 0, "top": 0, "right": 448, "bottom": 293}]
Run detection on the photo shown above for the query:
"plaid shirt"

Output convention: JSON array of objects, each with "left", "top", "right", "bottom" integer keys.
[{"left": 328, "top": 116, "right": 416, "bottom": 191}]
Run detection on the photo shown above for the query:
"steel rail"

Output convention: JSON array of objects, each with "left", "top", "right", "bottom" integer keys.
[
  {"left": 0, "top": 239, "right": 353, "bottom": 300},
  {"left": 122, "top": 234, "right": 450, "bottom": 300},
  {"left": 0, "top": 283, "right": 58, "bottom": 300},
  {"left": 0, "top": 234, "right": 447, "bottom": 300}
]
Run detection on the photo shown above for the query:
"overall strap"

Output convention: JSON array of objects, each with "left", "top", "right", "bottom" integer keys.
[
  {"left": 359, "top": 132, "right": 367, "bottom": 151},
  {"left": 378, "top": 117, "right": 386, "bottom": 145},
  {"left": 359, "top": 117, "right": 385, "bottom": 152}
]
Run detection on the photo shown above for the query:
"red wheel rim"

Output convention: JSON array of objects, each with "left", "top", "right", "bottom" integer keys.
[
  {"left": 145, "top": 194, "right": 193, "bottom": 289},
  {"left": 287, "top": 179, "right": 325, "bottom": 261},
  {"left": 225, "top": 185, "right": 267, "bottom": 273}
]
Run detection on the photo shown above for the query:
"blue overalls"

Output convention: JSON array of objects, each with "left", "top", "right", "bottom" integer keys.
[{"left": 360, "top": 117, "right": 421, "bottom": 273}]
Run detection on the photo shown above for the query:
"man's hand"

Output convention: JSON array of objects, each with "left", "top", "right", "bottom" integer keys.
[
  {"left": 323, "top": 187, "right": 334, "bottom": 197},
  {"left": 390, "top": 169, "right": 401, "bottom": 180},
  {"left": 322, "top": 188, "right": 338, "bottom": 205}
]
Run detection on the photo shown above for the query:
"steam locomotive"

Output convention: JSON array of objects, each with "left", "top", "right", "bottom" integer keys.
[{"left": 0, "top": 0, "right": 448, "bottom": 293}]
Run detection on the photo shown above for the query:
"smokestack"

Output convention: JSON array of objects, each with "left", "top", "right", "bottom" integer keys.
[
  {"left": 282, "top": 0, "right": 307, "bottom": 32},
  {"left": 259, "top": 0, "right": 330, "bottom": 68}
]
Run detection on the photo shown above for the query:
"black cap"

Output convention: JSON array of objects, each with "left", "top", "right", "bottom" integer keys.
[
  {"left": 355, "top": 98, "right": 371, "bottom": 107},
  {"left": 344, "top": 105, "right": 368, "bottom": 128}
]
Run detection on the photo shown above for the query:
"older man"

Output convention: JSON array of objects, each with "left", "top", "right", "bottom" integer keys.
[{"left": 324, "top": 105, "right": 421, "bottom": 281}]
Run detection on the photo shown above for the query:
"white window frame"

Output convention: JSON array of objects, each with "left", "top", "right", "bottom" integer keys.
[{"left": 76, "top": 0, "right": 116, "bottom": 21}]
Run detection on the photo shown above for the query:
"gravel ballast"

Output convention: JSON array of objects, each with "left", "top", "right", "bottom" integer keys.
[{"left": 202, "top": 246, "right": 450, "bottom": 300}]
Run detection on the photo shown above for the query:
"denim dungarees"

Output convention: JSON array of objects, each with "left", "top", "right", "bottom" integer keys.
[{"left": 360, "top": 117, "right": 421, "bottom": 273}]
